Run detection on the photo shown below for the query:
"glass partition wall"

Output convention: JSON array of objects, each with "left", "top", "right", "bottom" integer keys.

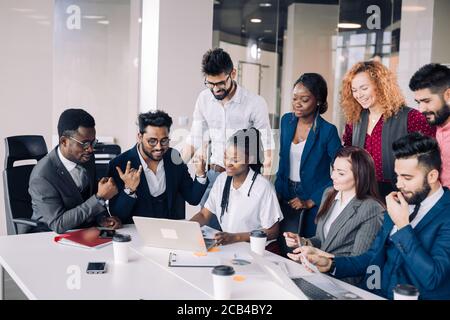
[{"left": 212, "top": 0, "right": 402, "bottom": 137}]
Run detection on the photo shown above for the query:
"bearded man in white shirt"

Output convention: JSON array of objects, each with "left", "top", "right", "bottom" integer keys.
[{"left": 182, "top": 48, "right": 275, "bottom": 229}]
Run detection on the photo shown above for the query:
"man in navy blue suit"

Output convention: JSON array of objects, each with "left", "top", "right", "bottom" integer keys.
[
  {"left": 107, "top": 110, "right": 208, "bottom": 224},
  {"left": 296, "top": 132, "right": 450, "bottom": 299}
]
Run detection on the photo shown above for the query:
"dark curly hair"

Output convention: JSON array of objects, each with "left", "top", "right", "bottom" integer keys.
[
  {"left": 201, "top": 48, "right": 234, "bottom": 76},
  {"left": 138, "top": 110, "right": 173, "bottom": 133},
  {"left": 293, "top": 73, "right": 328, "bottom": 114},
  {"left": 409, "top": 63, "right": 450, "bottom": 94}
]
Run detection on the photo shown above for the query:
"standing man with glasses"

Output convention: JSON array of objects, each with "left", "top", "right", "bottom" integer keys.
[
  {"left": 29, "top": 108, "right": 122, "bottom": 234},
  {"left": 182, "top": 48, "right": 275, "bottom": 227},
  {"left": 107, "top": 110, "right": 208, "bottom": 223}
]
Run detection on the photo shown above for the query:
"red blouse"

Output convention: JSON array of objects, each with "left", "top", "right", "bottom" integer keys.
[{"left": 343, "top": 109, "right": 436, "bottom": 182}]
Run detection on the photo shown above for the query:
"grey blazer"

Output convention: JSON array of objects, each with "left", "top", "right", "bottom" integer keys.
[
  {"left": 308, "top": 187, "right": 384, "bottom": 285},
  {"left": 309, "top": 187, "right": 384, "bottom": 259},
  {"left": 29, "top": 148, "right": 106, "bottom": 234}
]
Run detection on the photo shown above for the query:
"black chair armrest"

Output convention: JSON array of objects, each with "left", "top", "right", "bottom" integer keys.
[{"left": 12, "top": 218, "right": 40, "bottom": 228}]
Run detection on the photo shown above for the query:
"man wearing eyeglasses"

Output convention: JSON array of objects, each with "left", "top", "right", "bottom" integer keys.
[
  {"left": 28, "top": 109, "right": 122, "bottom": 234},
  {"left": 107, "top": 110, "right": 208, "bottom": 223},
  {"left": 182, "top": 48, "right": 275, "bottom": 225}
]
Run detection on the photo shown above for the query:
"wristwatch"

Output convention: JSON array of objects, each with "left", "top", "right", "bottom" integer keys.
[
  {"left": 328, "top": 258, "right": 336, "bottom": 274},
  {"left": 196, "top": 172, "right": 207, "bottom": 179},
  {"left": 95, "top": 194, "right": 106, "bottom": 206},
  {"left": 124, "top": 187, "right": 137, "bottom": 198}
]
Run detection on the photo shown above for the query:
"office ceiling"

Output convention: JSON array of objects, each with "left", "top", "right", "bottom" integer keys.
[{"left": 213, "top": 0, "right": 402, "bottom": 51}]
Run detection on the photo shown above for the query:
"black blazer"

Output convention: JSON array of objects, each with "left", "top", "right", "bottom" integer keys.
[{"left": 107, "top": 146, "right": 208, "bottom": 224}]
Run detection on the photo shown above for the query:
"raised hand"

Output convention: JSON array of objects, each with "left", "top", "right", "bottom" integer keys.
[
  {"left": 116, "top": 161, "right": 142, "bottom": 192},
  {"left": 193, "top": 153, "right": 207, "bottom": 177}
]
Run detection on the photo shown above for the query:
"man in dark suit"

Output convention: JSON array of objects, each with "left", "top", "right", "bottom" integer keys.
[
  {"left": 29, "top": 109, "right": 122, "bottom": 234},
  {"left": 108, "top": 110, "right": 208, "bottom": 224},
  {"left": 298, "top": 133, "right": 450, "bottom": 299}
]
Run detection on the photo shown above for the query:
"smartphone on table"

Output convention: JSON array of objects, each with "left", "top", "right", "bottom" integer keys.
[{"left": 86, "top": 262, "right": 107, "bottom": 274}]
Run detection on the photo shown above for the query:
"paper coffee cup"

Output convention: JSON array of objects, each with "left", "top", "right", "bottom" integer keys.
[
  {"left": 250, "top": 230, "right": 267, "bottom": 255},
  {"left": 212, "top": 265, "right": 235, "bottom": 300},
  {"left": 113, "top": 234, "right": 132, "bottom": 264},
  {"left": 393, "top": 284, "right": 419, "bottom": 300}
]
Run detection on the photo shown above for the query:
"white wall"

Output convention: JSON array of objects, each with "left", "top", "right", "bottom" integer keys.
[
  {"left": 280, "top": 3, "right": 339, "bottom": 123},
  {"left": 140, "top": 0, "right": 213, "bottom": 218},
  {"left": 398, "top": 0, "right": 435, "bottom": 108},
  {"left": 0, "top": 0, "right": 54, "bottom": 235},
  {"left": 140, "top": 0, "right": 213, "bottom": 147},
  {"left": 53, "top": 0, "right": 141, "bottom": 151},
  {"left": 431, "top": 0, "right": 450, "bottom": 64},
  {"left": 398, "top": 0, "right": 450, "bottom": 107}
]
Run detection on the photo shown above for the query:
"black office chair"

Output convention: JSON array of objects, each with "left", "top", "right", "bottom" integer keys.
[
  {"left": 3, "top": 135, "right": 48, "bottom": 235},
  {"left": 93, "top": 143, "right": 121, "bottom": 181}
]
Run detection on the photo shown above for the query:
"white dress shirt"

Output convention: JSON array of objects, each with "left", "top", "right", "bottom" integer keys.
[
  {"left": 323, "top": 191, "right": 355, "bottom": 239},
  {"left": 57, "top": 147, "right": 85, "bottom": 189},
  {"left": 390, "top": 186, "right": 445, "bottom": 236},
  {"left": 289, "top": 141, "right": 306, "bottom": 182},
  {"left": 204, "top": 168, "right": 283, "bottom": 236},
  {"left": 136, "top": 147, "right": 207, "bottom": 197},
  {"left": 137, "top": 147, "right": 166, "bottom": 197},
  {"left": 186, "top": 84, "right": 275, "bottom": 167}
]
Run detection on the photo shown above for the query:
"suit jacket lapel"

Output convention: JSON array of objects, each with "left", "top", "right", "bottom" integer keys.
[
  {"left": 414, "top": 190, "right": 450, "bottom": 233},
  {"left": 81, "top": 155, "right": 96, "bottom": 195},
  {"left": 131, "top": 146, "right": 152, "bottom": 201},
  {"left": 317, "top": 200, "right": 335, "bottom": 246},
  {"left": 285, "top": 114, "right": 297, "bottom": 153},
  {"left": 322, "top": 198, "right": 362, "bottom": 252},
  {"left": 300, "top": 114, "right": 321, "bottom": 167},
  {"left": 50, "top": 148, "right": 84, "bottom": 203},
  {"left": 163, "top": 149, "right": 175, "bottom": 211}
]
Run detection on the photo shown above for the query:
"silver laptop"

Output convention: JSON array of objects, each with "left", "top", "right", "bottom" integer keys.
[
  {"left": 250, "top": 252, "right": 363, "bottom": 300},
  {"left": 133, "top": 217, "right": 216, "bottom": 252}
]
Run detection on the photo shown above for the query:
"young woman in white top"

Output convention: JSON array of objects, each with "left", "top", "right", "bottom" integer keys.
[{"left": 190, "top": 128, "right": 283, "bottom": 250}]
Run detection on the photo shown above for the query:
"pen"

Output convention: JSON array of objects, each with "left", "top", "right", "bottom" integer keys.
[{"left": 105, "top": 200, "right": 112, "bottom": 217}]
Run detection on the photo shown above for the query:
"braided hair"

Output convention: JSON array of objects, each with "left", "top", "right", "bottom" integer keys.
[{"left": 219, "top": 127, "right": 264, "bottom": 223}]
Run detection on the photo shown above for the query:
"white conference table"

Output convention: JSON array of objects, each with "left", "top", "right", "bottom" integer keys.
[{"left": 0, "top": 225, "right": 383, "bottom": 300}]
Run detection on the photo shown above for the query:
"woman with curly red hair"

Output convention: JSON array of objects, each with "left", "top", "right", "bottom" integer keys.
[{"left": 341, "top": 61, "right": 435, "bottom": 199}]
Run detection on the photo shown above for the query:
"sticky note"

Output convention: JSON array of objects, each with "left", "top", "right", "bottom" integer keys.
[
  {"left": 233, "top": 275, "right": 246, "bottom": 282},
  {"left": 193, "top": 252, "right": 208, "bottom": 257}
]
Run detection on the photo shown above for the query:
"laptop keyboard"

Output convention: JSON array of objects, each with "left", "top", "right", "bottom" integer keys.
[{"left": 292, "top": 278, "right": 338, "bottom": 300}]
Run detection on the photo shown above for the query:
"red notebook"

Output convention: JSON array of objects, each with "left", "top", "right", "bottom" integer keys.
[{"left": 54, "top": 228, "right": 112, "bottom": 249}]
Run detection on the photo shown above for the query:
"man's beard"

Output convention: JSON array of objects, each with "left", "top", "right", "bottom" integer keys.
[
  {"left": 423, "top": 102, "right": 450, "bottom": 126},
  {"left": 400, "top": 178, "right": 431, "bottom": 205},
  {"left": 140, "top": 144, "right": 165, "bottom": 161},
  {"left": 211, "top": 81, "right": 234, "bottom": 101}
]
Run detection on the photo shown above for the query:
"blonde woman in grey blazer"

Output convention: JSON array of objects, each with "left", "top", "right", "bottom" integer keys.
[{"left": 284, "top": 146, "right": 385, "bottom": 285}]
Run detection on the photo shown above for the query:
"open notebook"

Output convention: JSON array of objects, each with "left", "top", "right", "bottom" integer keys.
[{"left": 54, "top": 228, "right": 112, "bottom": 249}]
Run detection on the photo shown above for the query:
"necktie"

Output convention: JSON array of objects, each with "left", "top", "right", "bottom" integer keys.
[
  {"left": 409, "top": 204, "right": 421, "bottom": 223},
  {"left": 71, "top": 165, "right": 88, "bottom": 191}
]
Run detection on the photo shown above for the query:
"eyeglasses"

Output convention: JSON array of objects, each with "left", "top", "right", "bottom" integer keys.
[
  {"left": 147, "top": 137, "right": 170, "bottom": 147},
  {"left": 204, "top": 74, "right": 231, "bottom": 89},
  {"left": 68, "top": 136, "right": 99, "bottom": 149}
]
